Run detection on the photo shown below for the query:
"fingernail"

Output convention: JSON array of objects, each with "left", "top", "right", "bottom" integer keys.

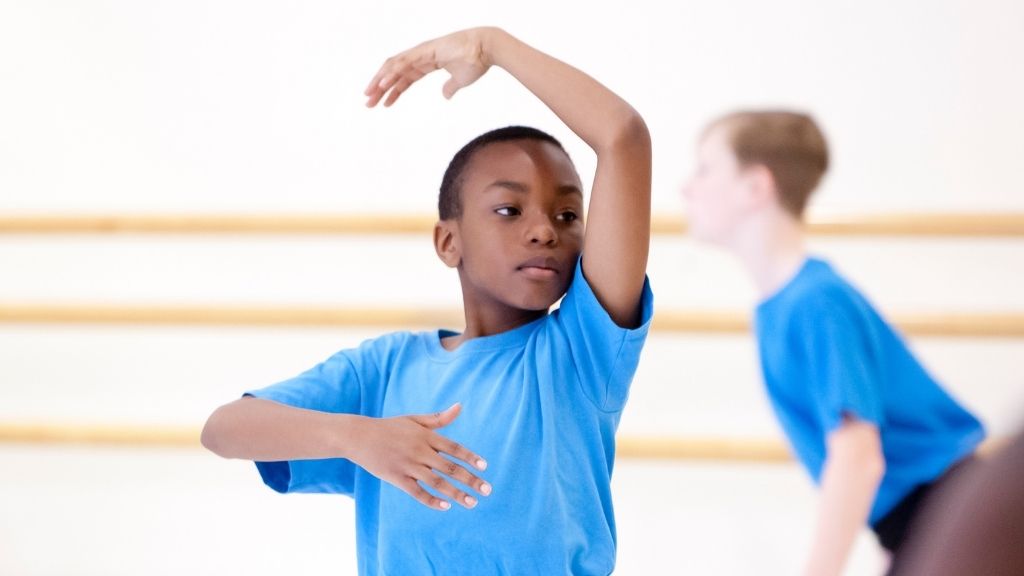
[
  {"left": 480, "top": 483, "right": 492, "bottom": 496},
  {"left": 439, "top": 501, "right": 451, "bottom": 510},
  {"left": 464, "top": 495, "right": 477, "bottom": 507},
  {"left": 476, "top": 459, "right": 487, "bottom": 471}
]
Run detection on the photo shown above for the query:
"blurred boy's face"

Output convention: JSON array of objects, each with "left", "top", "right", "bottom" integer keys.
[
  {"left": 438, "top": 139, "right": 584, "bottom": 313},
  {"left": 681, "top": 125, "right": 756, "bottom": 246}
]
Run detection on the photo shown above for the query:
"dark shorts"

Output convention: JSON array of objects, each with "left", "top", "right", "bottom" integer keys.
[{"left": 871, "top": 455, "right": 977, "bottom": 554}]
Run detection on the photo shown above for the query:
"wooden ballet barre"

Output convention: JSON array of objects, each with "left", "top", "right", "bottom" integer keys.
[
  {"left": 802, "top": 212, "right": 1024, "bottom": 237},
  {"left": 1, "top": 213, "right": 1023, "bottom": 236},
  {"left": 653, "top": 311, "right": 1024, "bottom": 338},
  {"left": 0, "top": 423, "right": 801, "bottom": 461},
  {"left": 1, "top": 304, "right": 1023, "bottom": 337},
  {"left": 0, "top": 423, "right": 199, "bottom": 448},
  {"left": 0, "top": 304, "right": 463, "bottom": 329},
  {"left": 0, "top": 423, "right": 1007, "bottom": 462},
  {"left": 615, "top": 436, "right": 792, "bottom": 462},
  {"left": 0, "top": 423, "right": 800, "bottom": 461},
  {"left": 0, "top": 214, "right": 434, "bottom": 235}
]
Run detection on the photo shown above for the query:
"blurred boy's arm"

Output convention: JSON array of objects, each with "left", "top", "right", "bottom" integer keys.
[
  {"left": 201, "top": 398, "right": 489, "bottom": 510},
  {"left": 802, "top": 417, "right": 885, "bottom": 576},
  {"left": 365, "top": 27, "right": 651, "bottom": 327}
]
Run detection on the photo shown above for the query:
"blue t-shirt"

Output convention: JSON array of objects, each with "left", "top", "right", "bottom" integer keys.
[
  {"left": 754, "top": 257, "right": 984, "bottom": 524},
  {"left": 246, "top": 260, "right": 653, "bottom": 576}
]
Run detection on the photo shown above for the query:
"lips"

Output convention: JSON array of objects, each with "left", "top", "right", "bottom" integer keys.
[{"left": 517, "top": 256, "right": 562, "bottom": 279}]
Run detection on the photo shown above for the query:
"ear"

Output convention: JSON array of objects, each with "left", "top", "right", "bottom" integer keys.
[
  {"left": 743, "top": 164, "right": 778, "bottom": 209},
  {"left": 433, "top": 220, "right": 461, "bottom": 268}
]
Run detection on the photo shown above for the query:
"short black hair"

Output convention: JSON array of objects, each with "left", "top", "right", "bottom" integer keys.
[{"left": 439, "top": 126, "right": 568, "bottom": 221}]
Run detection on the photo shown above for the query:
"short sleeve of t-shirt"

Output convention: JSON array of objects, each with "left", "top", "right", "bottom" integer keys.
[
  {"left": 554, "top": 258, "right": 654, "bottom": 412},
  {"left": 244, "top": 349, "right": 364, "bottom": 496},
  {"left": 795, "top": 294, "right": 886, "bottom": 432}
]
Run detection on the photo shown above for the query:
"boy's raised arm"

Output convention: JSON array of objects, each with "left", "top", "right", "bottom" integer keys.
[{"left": 366, "top": 27, "right": 651, "bottom": 327}]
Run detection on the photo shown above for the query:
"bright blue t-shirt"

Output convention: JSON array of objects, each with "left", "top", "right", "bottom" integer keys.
[
  {"left": 246, "top": 260, "right": 653, "bottom": 575},
  {"left": 754, "top": 257, "right": 984, "bottom": 524}
]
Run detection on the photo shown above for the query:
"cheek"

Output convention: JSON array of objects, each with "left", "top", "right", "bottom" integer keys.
[
  {"left": 455, "top": 226, "right": 496, "bottom": 263},
  {"left": 687, "top": 182, "right": 736, "bottom": 236},
  {"left": 562, "top": 226, "right": 584, "bottom": 250},
  {"left": 685, "top": 181, "right": 717, "bottom": 219}
]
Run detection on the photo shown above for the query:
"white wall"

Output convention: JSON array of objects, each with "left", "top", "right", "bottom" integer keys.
[
  {"left": 1, "top": 1, "right": 1023, "bottom": 574},
  {"left": 4, "top": 0, "right": 1024, "bottom": 215}
]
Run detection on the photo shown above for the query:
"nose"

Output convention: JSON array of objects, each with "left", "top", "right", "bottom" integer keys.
[{"left": 526, "top": 214, "right": 558, "bottom": 246}]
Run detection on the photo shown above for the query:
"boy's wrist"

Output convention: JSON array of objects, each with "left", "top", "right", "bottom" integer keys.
[
  {"left": 478, "top": 26, "right": 512, "bottom": 69},
  {"left": 328, "top": 413, "right": 368, "bottom": 461}
]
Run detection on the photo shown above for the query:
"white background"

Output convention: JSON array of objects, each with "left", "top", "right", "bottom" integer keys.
[{"left": 1, "top": 0, "right": 1022, "bottom": 574}]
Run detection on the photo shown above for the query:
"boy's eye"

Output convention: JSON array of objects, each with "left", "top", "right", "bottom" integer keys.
[
  {"left": 495, "top": 206, "right": 521, "bottom": 217},
  {"left": 557, "top": 211, "right": 579, "bottom": 222}
]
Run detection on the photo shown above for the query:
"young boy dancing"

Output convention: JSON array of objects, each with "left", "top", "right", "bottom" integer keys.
[
  {"left": 681, "top": 110, "right": 984, "bottom": 575},
  {"left": 202, "top": 27, "right": 652, "bottom": 576}
]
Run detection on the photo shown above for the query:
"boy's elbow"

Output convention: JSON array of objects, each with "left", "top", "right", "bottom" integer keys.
[
  {"left": 616, "top": 112, "right": 651, "bottom": 150},
  {"left": 598, "top": 110, "right": 651, "bottom": 156},
  {"left": 625, "top": 111, "right": 651, "bottom": 143},
  {"left": 200, "top": 408, "right": 229, "bottom": 457}
]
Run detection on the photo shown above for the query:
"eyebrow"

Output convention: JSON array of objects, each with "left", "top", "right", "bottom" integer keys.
[{"left": 485, "top": 180, "right": 583, "bottom": 196}]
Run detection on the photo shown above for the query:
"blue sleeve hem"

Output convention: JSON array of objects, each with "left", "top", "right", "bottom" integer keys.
[
  {"left": 822, "top": 406, "right": 884, "bottom": 434},
  {"left": 254, "top": 460, "right": 293, "bottom": 494},
  {"left": 239, "top": 393, "right": 358, "bottom": 496},
  {"left": 573, "top": 258, "right": 655, "bottom": 335}
]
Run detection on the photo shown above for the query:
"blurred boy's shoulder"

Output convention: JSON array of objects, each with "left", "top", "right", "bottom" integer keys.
[
  {"left": 762, "top": 258, "right": 846, "bottom": 310},
  {"left": 758, "top": 257, "right": 871, "bottom": 335}
]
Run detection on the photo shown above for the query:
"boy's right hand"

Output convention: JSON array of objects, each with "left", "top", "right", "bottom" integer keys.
[
  {"left": 364, "top": 27, "right": 495, "bottom": 108},
  {"left": 348, "top": 402, "right": 491, "bottom": 511}
]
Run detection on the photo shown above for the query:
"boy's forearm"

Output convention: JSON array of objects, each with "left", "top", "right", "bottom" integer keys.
[
  {"left": 803, "top": 420, "right": 885, "bottom": 576},
  {"left": 482, "top": 28, "right": 648, "bottom": 154},
  {"left": 201, "top": 397, "right": 363, "bottom": 462}
]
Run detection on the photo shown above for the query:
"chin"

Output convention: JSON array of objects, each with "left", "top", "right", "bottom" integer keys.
[
  {"left": 519, "top": 296, "right": 560, "bottom": 312},
  {"left": 515, "top": 287, "right": 566, "bottom": 311},
  {"left": 688, "top": 223, "right": 728, "bottom": 247}
]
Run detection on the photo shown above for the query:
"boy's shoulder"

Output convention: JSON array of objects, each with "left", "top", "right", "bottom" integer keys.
[
  {"left": 758, "top": 257, "right": 871, "bottom": 331},
  {"left": 340, "top": 330, "right": 428, "bottom": 368},
  {"left": 367, "top": 329, "right": 422, "bottom": 348},
  {"left": 764, "top": 258, "right": 849, "bottom": 309}
]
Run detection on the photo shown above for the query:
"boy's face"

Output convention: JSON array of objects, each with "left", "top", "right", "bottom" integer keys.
[
  {"left": 438, "top": 139, "right": 584, "bottom": 313},
  {"left": 681, "top": 125, "right": 758, "bottom": 246}
]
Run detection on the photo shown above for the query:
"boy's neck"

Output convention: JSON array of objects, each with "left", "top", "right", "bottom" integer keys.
[
  {"left": 442, "top": 296, "right": 548, "bottom": 351},
  {"left": 730, "top": 208, "right": 808, "bottom": 300}
]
